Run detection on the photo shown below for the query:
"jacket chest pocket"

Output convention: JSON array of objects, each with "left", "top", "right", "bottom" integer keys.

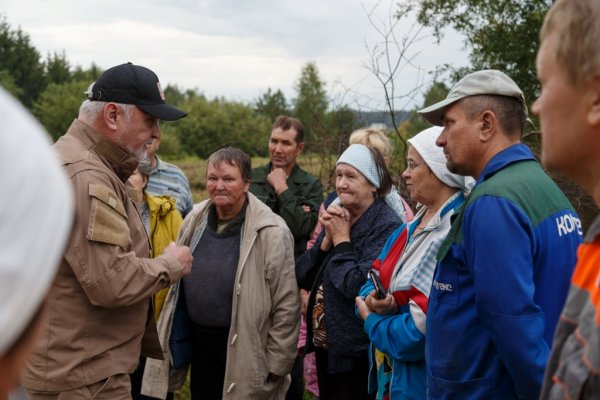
[
  {"left": 87, "top": 183, "right": 129, "bottom": 248},
  {"left": 431, "top": 245, "right": 465, "bottom": 306}
]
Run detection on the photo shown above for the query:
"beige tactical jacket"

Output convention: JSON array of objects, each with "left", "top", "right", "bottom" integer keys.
[{"left": 22, "top": 120, "right": 184, "bottom": 392}]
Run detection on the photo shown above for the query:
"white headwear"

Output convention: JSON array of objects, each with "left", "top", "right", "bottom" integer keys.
[
  {"left": 407, "top": 126, "right": 475, "bottom": 192},
  {"left": 0, "top": 87, "right": 73, "bottom": 354}
]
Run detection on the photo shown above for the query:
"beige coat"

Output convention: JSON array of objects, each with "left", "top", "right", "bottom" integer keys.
[
  {"left": 22, "top": 120, "right": 185, "bottom": 391},
  {"left": 143, "top": 193, "right": 300, "bottom": 399}
]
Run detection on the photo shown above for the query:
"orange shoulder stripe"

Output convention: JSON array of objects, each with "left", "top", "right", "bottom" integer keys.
[{"left": 571, "top": 242, "right": 600, "bottom": 324}]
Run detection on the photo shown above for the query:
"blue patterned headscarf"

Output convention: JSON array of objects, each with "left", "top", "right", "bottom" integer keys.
[
  {"left": 337, "top": 144, "right": 382, "bottom": 188},
  {"left": 336, "top": 144, "right": 408, "bottom": 220}
]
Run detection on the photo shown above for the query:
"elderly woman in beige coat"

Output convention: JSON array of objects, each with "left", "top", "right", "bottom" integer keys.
[{"left": 143, "top": 147, "right": 299, "bottom": 400}]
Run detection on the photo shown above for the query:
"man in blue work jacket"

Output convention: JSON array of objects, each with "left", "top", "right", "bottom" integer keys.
[{"left": 419, "top": 70, "right": 582, "bottom": 399}]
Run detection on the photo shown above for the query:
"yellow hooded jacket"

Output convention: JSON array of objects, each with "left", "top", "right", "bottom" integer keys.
[{"left": 144, "top": 191, "right": 183, "bottom": 319}]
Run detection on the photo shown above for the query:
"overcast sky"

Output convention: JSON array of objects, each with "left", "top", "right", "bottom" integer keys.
[{"left": 2, "top": 0, "right": 469, "bottom": 110}]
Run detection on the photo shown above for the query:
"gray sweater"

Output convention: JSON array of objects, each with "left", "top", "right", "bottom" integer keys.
[{"left": 183, "top": 205, "right": 245, "bottom": 327}]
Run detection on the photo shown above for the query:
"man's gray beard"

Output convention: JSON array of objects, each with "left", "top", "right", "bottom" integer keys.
[
  {"left": 138, "top": 153, "right": 153, "bottom": 175},
  {"left": 126, "top": 144, "right": 148, "bottom": 162},
  {"left": 116, "top": 136, "right": 148, "bottom": 162}
]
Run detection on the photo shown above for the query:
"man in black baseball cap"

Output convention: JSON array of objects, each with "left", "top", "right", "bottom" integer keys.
[
  {"left": 22, "top": 63, "right": 193, "bottom": 400},
  {"left": 76, "top": 62, "right": 188, "bottom": 161},
  {"left": 86, "top": 62, "right": 186, "bottom": 121}
]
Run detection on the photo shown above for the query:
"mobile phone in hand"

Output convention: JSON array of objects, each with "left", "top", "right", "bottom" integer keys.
[{"left": 368, "top": 270, "right": 386, "bottom": 299}]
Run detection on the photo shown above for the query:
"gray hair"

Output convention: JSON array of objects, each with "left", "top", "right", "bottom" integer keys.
[
  {"left": 207, "top": 147, "right": 252, "bottom": 182},
  {"left": 78, "top": 100, "right": 135, "bottom": 125}
]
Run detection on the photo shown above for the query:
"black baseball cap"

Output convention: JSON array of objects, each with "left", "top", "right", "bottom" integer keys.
[{"left": 86, "top": 62, "right": 187, "bottom": 121}]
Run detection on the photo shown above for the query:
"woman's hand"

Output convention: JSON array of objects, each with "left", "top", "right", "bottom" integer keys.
[
  {"left": 365, "top": 291, "right": 398, "bottom": 315},
  {"left": 356, "top": 291, "right": 398, "bottom": 321},
  {"left": 321, "top": 205, "right": 351, "bottom": 246},
  {"left": 319, "top": 230, "right": 332, "bottom": 252},
  {"left": 355, "top": 296, "right": 371, "bottom": 321},
  {"left": 325, "top": 204, "right": 349, "bottom": 220}
]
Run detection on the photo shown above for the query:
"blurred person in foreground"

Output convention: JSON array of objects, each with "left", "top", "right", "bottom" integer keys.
[
  {"left": 172, "top": 147, "right": 299, "bottom": 399},
  {"left": 296, "top": 144, "right": 401, "bottom": 400},
  {"left": 0, "top": 86, "right": 73, "bottom": 399},
  {"left": 21, "top": 63, "right": 193, "bottom": 400},
  {"left": 534, "top": 0, "right": 600, "bottom": 397},
  {"left": 419, "top": 69, "right": 582, "bottom": 399},
  {"left": 355, "top": 126, "right": 474, "bottom": 399},
  {"left": 127, "top": 163, "right": 183, "bottom": 400}
]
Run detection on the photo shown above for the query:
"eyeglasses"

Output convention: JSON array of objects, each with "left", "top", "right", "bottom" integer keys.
[{"left": 406, "top": 160, "right": 424, "bottom": 170}]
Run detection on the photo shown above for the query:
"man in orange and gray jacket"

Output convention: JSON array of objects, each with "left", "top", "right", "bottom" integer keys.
[
  {"left": 534, "top": 1, "right": 600, "bottom": 398},
  {"left": 22, "top": 63, "right": 193, "bottom": 400}
]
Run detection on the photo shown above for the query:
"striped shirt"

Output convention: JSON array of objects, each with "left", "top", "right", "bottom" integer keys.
[{"left": 146, "top": 156, "right": 193, "bottom": 217}]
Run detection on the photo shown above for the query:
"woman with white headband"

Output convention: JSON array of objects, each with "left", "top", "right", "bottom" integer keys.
[
  {"left": 355, "top": 126, "right": 474, "bottom": 399},
  {"left": 296, "top": 144, "right": 402, "bottom": 400}
]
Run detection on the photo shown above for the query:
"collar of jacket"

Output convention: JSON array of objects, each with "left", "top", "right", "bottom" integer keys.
[
  {"left": 477, "top": 143, "right": 535, "bottom": 185},
  {"left": 70, "top": 119, "right": 139, "bottom": 182},
  {"left": 180, "top": 193, "right": 283, "bottom": 249},
  {"left": 349, "top": 198, "right": 390, "bottom": 237},
  {"left": 153, "top": 155, "right": 171, "bottom": 172}
]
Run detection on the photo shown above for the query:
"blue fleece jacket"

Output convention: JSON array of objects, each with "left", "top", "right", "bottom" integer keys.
[
  {"left": 426, "top": 144, "right": 582, "bottom": 399},
  {"left": 358, "top": 193, "right": 465, "bottom": 400}
]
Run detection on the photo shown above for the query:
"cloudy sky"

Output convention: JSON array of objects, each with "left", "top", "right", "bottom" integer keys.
[{"left": 2, "top": 0, "right": 469, "bottom": 110}]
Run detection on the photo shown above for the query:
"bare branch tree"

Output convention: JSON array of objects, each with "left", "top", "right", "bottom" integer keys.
[{"left": 361, "top": 0, "right": 430, "bottom": 147}]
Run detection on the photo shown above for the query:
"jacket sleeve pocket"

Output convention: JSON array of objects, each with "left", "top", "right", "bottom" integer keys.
[{"left": 87, "top": 183, "right": 129, "bottom": 248}]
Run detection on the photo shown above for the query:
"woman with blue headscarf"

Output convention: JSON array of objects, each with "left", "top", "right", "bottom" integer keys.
[{"left": 296, "top": 144, "right": 401, "bottom": 400}]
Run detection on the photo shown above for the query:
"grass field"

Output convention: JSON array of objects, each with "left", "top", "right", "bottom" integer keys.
[{"left": 169, "top": 153, "right": 337, "bottom": 203}]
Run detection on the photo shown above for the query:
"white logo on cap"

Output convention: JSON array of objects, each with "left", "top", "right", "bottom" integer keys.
[{"left": 156, "top": 82, "right": 165, "bottom": 101}]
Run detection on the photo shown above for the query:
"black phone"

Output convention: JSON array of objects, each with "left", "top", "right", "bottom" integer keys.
[{"left": 368, "top": 270, "right": 386, "bottom": 299}]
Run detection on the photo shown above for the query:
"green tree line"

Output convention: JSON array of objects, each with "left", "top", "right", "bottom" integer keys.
[
  {"left": 0, "top": 15, "right": 359, "bottom": 161},
  {"left": 3, "top": 3, "right": 597, "bottom": 227}
]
